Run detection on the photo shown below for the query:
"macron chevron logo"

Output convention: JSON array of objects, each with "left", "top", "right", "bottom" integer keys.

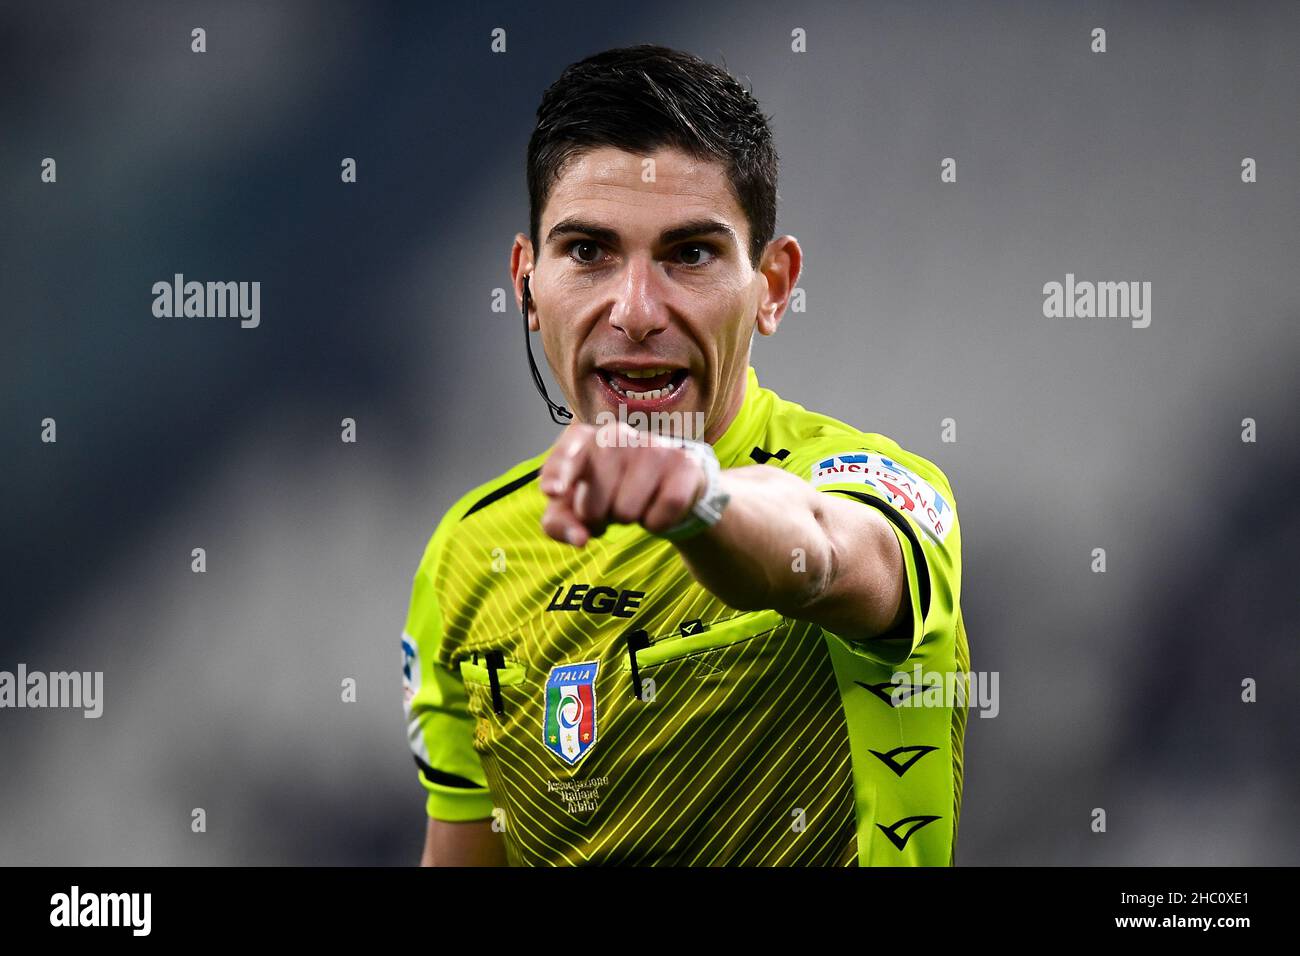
[
  {"left": 876, "top": 815, "right": 942, "bottom": 851},
  {"left": 854, "top": 679, "right": 925, "bottom": 707},
  {"left": 869, "top": 745, "right": 939, "bottom": 777}
]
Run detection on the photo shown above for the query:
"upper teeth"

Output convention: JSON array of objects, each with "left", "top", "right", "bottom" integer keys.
[{"left": 605, "top": 367, "right": 681, "bottom": 401}]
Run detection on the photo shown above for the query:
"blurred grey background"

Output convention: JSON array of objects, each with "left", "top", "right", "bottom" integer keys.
[{"left": 1, "top": 0, "right": 1296, "bottom": 865}]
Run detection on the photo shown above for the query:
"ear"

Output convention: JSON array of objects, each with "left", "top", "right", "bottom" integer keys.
[
  {"left": 754, "top": 235, "right": 803, "bottom": 336},
  {"left": 510, "top": 233, "right": 539, "bottom": 332}
]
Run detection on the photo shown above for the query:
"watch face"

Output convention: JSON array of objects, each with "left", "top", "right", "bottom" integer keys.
[{"left": 698, "top": 490, "right": 731, "bottom": 524}]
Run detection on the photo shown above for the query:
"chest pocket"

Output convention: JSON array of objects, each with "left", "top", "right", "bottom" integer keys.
[
  {"left": 620, "top": 608, "right": 787, "bottom": 677},
  {"left": 458, "top": 651, "right": 527, "bottom": 720}
]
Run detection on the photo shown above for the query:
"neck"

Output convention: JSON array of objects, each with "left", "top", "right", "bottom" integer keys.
[{"left": 704, "top": 366, "right": 749, "bottom": 445}]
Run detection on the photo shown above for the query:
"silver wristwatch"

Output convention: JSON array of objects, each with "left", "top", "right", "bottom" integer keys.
[{"left": 656, "top": 437, "right": 731, "bottom": 542}]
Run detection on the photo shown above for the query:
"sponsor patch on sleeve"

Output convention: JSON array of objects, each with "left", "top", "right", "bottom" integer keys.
[
  {"left": 810, "top": 452, "right": 953, "bottom": 543},
  {"left": 401, "top": 631, "right": 420, "bottom": 712}
]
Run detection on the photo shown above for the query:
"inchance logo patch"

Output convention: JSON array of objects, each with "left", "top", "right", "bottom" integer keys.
[{"left": 811, "top": 452, "right": 953, "bottom": 544}]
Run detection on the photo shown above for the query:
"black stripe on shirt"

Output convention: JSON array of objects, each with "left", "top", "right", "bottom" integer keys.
[
  {"left": 461, "top": 467, "right": 541, "bottom": 520},
  {"left": 414, "top": 755, "right": 486, "bottom": 790},
  {"left": 823, "top": 488, "right": 932, "bottom": 625}
]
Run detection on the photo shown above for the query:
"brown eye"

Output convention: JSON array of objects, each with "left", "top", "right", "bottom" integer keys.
[
  {"left": 570, "top": 240, "right": 603, "bottom": 264},
  {"left": 678, "top": 243, "right": 717, "bottom": 267}
]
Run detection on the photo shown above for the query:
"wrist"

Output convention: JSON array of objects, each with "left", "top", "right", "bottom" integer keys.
[{"left": 655, "top": 438, "right": 731, "bottom": 542}]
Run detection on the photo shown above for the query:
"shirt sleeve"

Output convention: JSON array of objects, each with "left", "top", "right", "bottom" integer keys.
[
  {"left": 781, "top": 437, "right": 962, "bottom": 668},
  {"left": 402, "top": 536, "right": 496, "bottom": 823}
]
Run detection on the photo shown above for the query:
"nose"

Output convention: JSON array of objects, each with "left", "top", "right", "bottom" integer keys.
[{"left": 607, "top": 256, "right": 669, "bottom": 343}]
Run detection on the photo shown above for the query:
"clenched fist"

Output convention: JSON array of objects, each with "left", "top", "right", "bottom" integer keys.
[{"left": 540, "top": 420, "right": 708, "bottom": 547}]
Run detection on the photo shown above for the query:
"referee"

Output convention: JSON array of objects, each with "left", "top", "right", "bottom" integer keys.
[{"left": 402, "top": 45, "right": 968, "bottom": 866}]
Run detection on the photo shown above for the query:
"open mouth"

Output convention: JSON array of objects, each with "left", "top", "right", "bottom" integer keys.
[{"left": 594, "top": 366, "right": 691, "bottom": 408}]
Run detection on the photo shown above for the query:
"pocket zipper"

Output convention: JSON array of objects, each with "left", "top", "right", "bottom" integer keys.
[{"left": 459, "top": 650, "right": 526, "bottom": 716}]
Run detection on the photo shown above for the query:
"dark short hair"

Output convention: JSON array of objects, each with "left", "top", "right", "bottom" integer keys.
[{"left": 527, "top": 44, "right": 779, "bottom": 270}]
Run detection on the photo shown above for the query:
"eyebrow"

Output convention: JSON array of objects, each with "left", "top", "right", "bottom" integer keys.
[{"left": 545, "top": 217, "right": 738, "bottom": 249}]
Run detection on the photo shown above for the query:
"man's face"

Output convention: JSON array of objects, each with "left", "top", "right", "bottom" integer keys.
[{"left": 515, "top": 146, "right": 795, "bottom": 441}]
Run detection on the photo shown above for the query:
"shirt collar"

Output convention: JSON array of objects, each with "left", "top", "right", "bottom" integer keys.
[{"left": 710, "top": 365, "right": 773, "bottom": 468}]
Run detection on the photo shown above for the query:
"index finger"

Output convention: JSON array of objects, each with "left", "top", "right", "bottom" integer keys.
[{"left": 539, "top": 424, "right": 595, "bottom": 497}]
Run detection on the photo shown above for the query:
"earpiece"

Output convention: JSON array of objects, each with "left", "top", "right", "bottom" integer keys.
[{"left": 521, "top": 274, "right": 573, "bottom": 424}]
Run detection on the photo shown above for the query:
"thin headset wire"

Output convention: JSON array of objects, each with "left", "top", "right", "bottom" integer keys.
[{"left": 522, "top": 275, "right": 573, "bottom": 425}]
